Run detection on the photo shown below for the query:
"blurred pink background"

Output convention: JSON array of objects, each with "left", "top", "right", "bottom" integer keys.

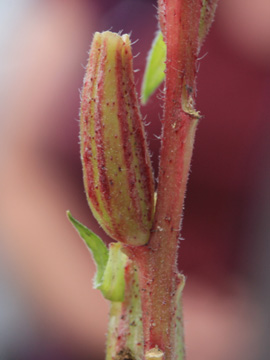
[{"left": 0, "top": 0, "right": 269, "bottom": 359}]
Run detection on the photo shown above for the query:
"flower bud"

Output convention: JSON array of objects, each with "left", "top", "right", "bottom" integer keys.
[{"left": 80, "top": 31, "right": 155, "bottom": 246}]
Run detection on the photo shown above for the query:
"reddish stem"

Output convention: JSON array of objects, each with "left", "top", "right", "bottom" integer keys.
[{"left": 127, "top": 1, "right": 202, "bottom": 359}]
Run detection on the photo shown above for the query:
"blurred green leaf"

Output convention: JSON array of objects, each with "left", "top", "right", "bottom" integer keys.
[
  {"left": 141, "top": 31, "right": 166, "bottom": 105},
  {"left": 67, "top": 211, "right": 126, "bottom": 302},
  {"left": 67, "top": 211, "right": 109, "bottom": 288}
]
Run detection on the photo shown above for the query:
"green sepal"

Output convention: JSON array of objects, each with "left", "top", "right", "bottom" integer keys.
[
  {"left": 67, "top": 211, "right": 126, "bottom": 302},
  {"left": 67, "top": 211, "right": 109, "bottom": 288},
  {"left": 141, "top": 31, "right": 166, "bottom": 105},
  {"left": 100, "top": 242, "right": 127, "bottom": 302}
]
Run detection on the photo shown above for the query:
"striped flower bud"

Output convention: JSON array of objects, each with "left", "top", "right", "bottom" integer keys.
[{"left": 80, "top": 31, "right": 155, "bottom": 246}]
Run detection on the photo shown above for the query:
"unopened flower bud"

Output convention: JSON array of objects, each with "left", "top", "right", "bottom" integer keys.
[{"left": 80, "top": 31, "right": 155, "bottom": 246}]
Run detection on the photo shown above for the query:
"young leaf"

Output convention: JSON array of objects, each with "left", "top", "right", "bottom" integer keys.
[
  {"left": 67, "top": 211, "right": 109, "bottom": 288},
  {"left": 100, "top": 242, "right": 127, "bottom": 302},
  {"left": 141, "top": 31, "right": 166, "bottom": 105},
  {"left": 67, "top": 211, "right": 126, "bottom": 302}
]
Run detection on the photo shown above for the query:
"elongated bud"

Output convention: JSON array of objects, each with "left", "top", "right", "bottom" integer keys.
[{"left": 80, "top": 31, "right": 155, "bottom": 246}]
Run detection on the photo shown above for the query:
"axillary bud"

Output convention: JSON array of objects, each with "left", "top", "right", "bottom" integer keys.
[{"left": 80, "top": 32, "right": 155, "bottom": 246}]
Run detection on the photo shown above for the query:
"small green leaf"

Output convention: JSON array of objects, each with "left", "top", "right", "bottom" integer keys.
[
  {"left": 67, "top": 211, "right": 109, "bottom": 288},
  {"left": 141, "top": 31, "right": 166, "bottom": 105},
  {"left": 67, "top": 211, "right": 126, "bottom": 302},
  {"left": 100, "top": 242, "right": 127, "bottom": 302}
]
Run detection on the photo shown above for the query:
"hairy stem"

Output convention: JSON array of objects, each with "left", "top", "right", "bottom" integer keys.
[
  {"left": 126, "top": 1, "right": 202, "bottom": 359},
  {"left": 106, "top": 259, "right": 143, "bottom": 360}
]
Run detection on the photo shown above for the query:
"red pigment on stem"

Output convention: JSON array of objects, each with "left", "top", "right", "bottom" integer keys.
[{"left": 127, "top": 1, "right": 202, "bottom": 359}]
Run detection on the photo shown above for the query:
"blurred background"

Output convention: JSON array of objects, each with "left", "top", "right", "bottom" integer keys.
[{"left": 0, "top": 0, "right": 269, "bottom": 359}]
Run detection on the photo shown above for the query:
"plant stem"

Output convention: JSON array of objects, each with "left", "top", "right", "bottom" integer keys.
[
  {"left": 106, "top": 259, "right": 143, "bottom": 360},
  {"left": 77, "top": 1, "right": 218, "bottom": 359},
  {"left": 126, "top": 1, "right": 202, "bottom": 359}
]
